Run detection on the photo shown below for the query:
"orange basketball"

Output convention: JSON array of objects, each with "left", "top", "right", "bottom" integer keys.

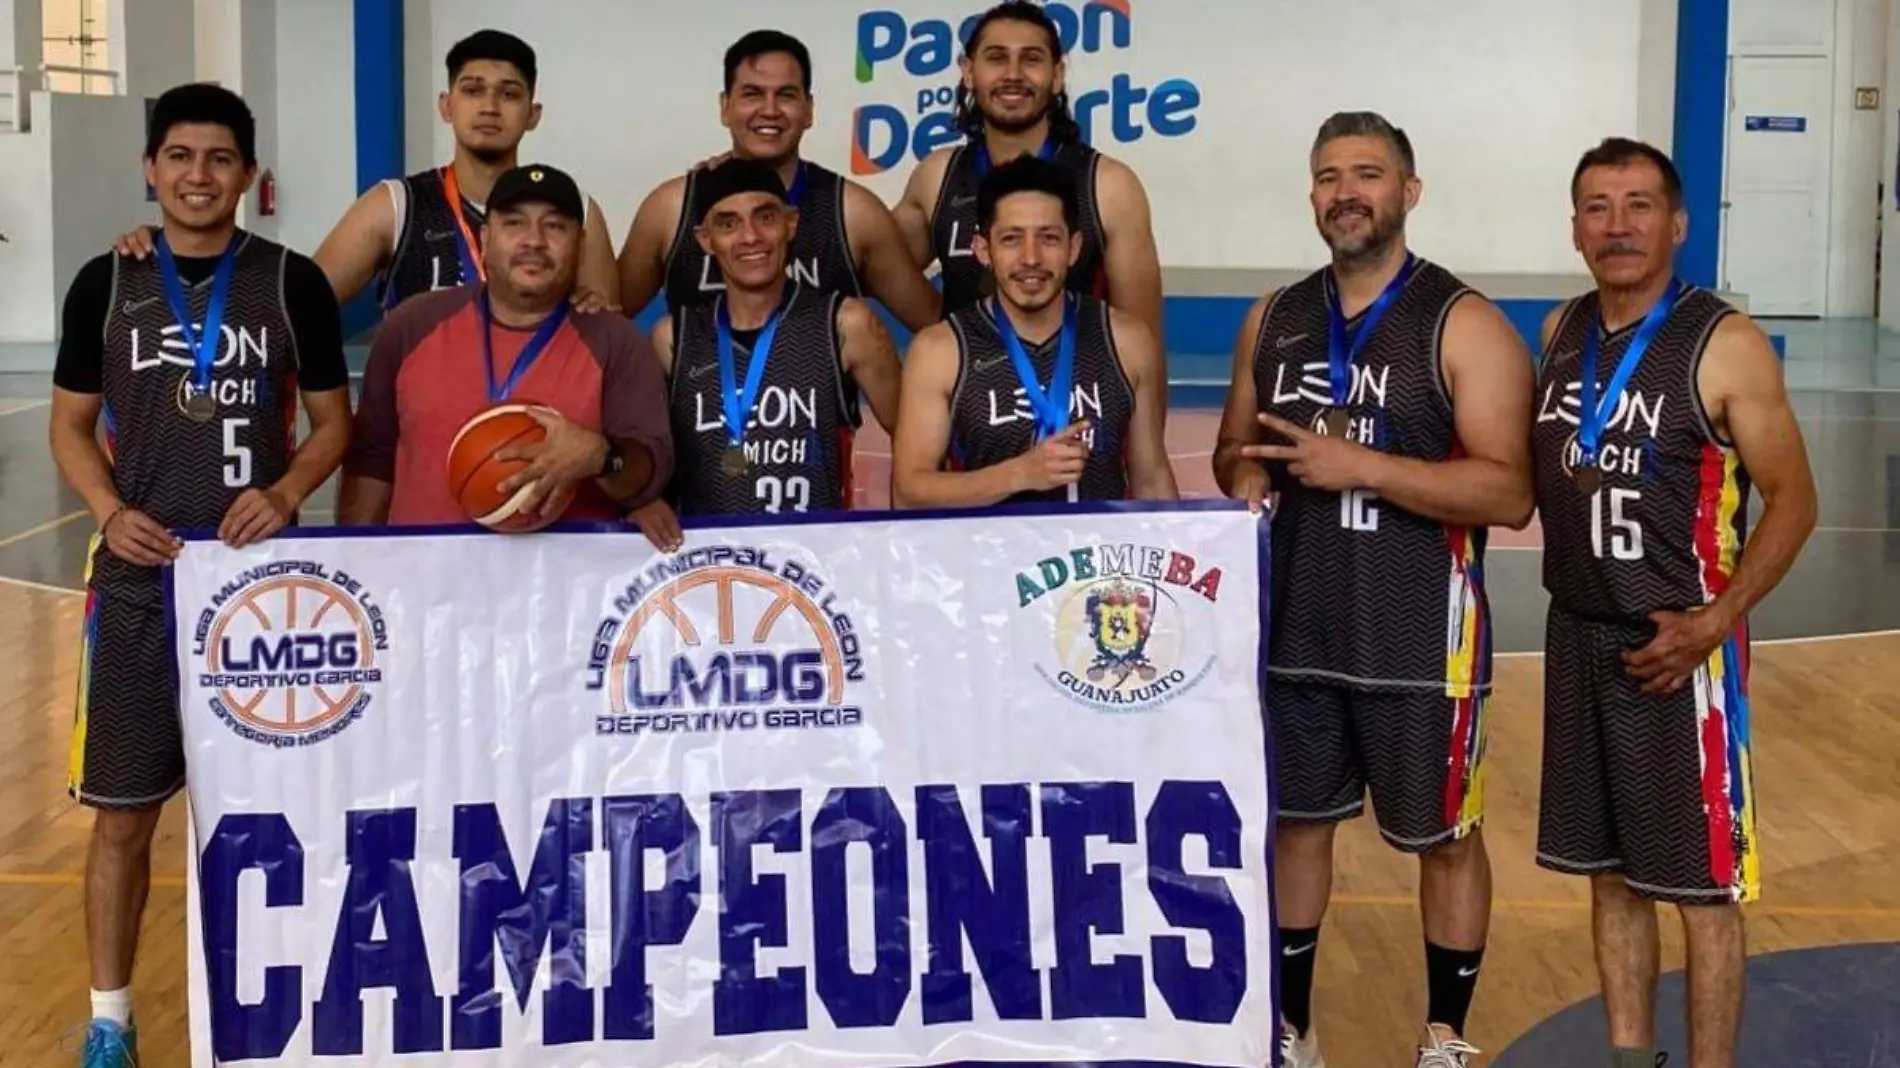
[{"left": 446, "top": 404, "right": 575, "bottom": 532}]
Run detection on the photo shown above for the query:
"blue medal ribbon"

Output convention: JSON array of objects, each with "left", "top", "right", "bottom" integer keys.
[
  {"left": 479, "top": 291, "right": 570, "bottom": 403},
  {"left": 1325, "top": 254, "right": 1416, "bottom": 410},
  {"left": 973, "top": 136, "right": 1056, "bottom": 178},
  {"left": 1578, "top": 278, "right": 1683, "bottom": 469},
  {"left": 993, "top": 293, "right": 1078, "bottom": 442},
  {"left": 452, "top": 223, "right": 480, "bottom": 288},
  {"left": 716, "top": 288, "right": 789, "bottom": 448},
  {"left": 785, "top": 161, "right": 808, "bottom": 206},
  {"left": 154, "top": 232, "right": 240, "bottom": 400}
]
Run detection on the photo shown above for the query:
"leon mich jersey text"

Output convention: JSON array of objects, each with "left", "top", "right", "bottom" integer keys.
[{"left": 1252, "top": 259, "right": 1492, "bottom": 696}]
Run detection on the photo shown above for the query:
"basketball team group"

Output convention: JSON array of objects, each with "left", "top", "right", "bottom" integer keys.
[{"left": 44, "top": 2, "right": 1816, "bottom": 1067}]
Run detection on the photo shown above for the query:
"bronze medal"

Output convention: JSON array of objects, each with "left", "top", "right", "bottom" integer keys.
[
  {"left": 179, "top": 376, "right": 216, "bottom": 422},
  {"left": 1575, "top": 465, "right": 1602, "bottom": 496},
  {"left": 721, "top": 446, "right": 749, "bottom": 477},
  {"left": 1323, "top": 407, "right": 1350, "bottom": 438}
]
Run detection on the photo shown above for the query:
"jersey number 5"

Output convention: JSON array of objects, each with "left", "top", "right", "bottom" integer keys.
[
  {"left": 1590, "top": 487, "right": 1643, "bottom": 561},
  {"left": 222, "top": 418, "right": 252, "bottom": 488}
]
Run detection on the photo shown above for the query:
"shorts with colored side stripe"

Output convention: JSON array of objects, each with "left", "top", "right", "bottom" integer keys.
[
  {"left": 1536, "top": 606, "right": 1760, "bottom": 904},
  {"left": 69, "top": 570, "right": 184, "bottom": 811},
  {"left": 1269, "top": 678, "right": 1490, "bottom": 852}
]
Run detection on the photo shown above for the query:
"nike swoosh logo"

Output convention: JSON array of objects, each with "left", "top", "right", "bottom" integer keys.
[
  {"left": 951, "top": 195, "right": 977, "bottom": 207},
  {"left": 424, "top": 229, "right": 457, "bottom": 242},
  {"left": 1275, "top": 333, "right": 1309, "bottom": 349},
  {"left": 1282, "top": 943, "right": 1317, "bottom": 958},
  {"left": 1457, "top": 966, "right": 1480, "bottom": 977},
  {"left": 122, "top": 296, "right": 161, "bottom": 314},
  {"left": 973, "top": 355, "right": 1008, "bottom": 372},
  {"left": 690, "top": 362, "right": 719, "bottom": 379}
]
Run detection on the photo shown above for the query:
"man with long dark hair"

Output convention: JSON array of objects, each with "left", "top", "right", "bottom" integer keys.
[{"left": 893, "top": 1, "right": 1162, "bottom": 342}]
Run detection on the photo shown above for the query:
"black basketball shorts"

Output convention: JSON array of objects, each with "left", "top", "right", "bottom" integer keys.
[
  {"left": 1536, "top": 606, "right": 1761, "bottom": 905},
  {"left": 1268, "top": 678, "right": 1490, "bottom": 852},
  {"left": 68, "top": 568, "right": 185, "bottom": 811}
]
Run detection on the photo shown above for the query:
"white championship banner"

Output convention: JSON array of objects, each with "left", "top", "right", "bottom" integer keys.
[{"left": 172, "top": 503, "right": 1276, "bottom": 1067}]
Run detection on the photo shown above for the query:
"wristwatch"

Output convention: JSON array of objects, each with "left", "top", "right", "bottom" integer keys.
[{"left": 597, "top": 444, "right": 625, "bottom": 478}]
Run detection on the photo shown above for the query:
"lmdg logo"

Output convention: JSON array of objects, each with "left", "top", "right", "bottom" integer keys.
[
  {"left": 850, "top": 1, "right": 1203, "bottom": 175},
  {"left": 588, "top": 546, "right": 866, "bottom": 736},
  {"left": 193, "top": 561, "right": 389, "bottom": 748}
]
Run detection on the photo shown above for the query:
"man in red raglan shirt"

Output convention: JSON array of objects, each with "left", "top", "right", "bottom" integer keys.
[{"left": 340, "top": 164, "right": 673, "bottom": 525}]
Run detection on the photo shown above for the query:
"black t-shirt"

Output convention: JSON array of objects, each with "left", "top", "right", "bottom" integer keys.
[{"left": 54, "top": 247, "right": 349, "bottom": 394}]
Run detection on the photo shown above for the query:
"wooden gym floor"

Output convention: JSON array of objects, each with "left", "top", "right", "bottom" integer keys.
[{"left": 0, "top": 387, "right": 1895, "bottom": 1066}]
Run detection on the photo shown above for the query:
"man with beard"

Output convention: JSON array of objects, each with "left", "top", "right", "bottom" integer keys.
[
  {"left": 1213, "top": 111, "right": 1534, "bottom": 1068},
  {"left": 338, "top": 164, "right": 672, "bottom": 526},
  {"left": 48, "top": 83, "right": 353, "bottom": 1068},
  {"left": 1533, "top": 139, "right": 1814, "bottom": 1068},
  {"left": 114, "top": 30, "right": 620, "bottom": 311},
  {"left": 891, "top": 155, "right": 1174, "bottom": 508},
  {"left": 628, "top": 159, "right": 903, "bottom": 552},
  {"left": 615, "top": 30, "right": 940, "bottom": 329},
  {"left": 893, "top": 0, "right": 1163, "bottom": 341}
]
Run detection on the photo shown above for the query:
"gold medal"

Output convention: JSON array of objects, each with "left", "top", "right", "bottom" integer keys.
[
  {"left": 721, "top": 446, "right": 749, "bottom": 477},
  {"left": 1575, "top": 465, "right": 1602, "bottom": 495},
  {"left": 1323, "top": 407, "right": 1350, "bottom": 438}
]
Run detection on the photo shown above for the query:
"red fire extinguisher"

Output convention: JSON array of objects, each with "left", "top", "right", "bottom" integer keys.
[{"left": 257, "top": 168, "right": 277, "bottom": 216}]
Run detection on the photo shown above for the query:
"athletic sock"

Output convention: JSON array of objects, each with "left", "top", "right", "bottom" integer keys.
[
  {"left": 1424, "top": 941, "right": 1484, "bottom": 1035},
  {"left": 1611, "top": 1048, "right": 1662, "bottom": 1068},
  {"left": 1278, "top": 926, "right": 1320, "bottom": 1036},
  {"left": 90, "top": 987, "right": 133, "bottom": 1028}
]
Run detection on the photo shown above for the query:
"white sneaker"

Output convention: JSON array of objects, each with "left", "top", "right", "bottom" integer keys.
[
  {"left": 1278, "top": 1020, "right": 1326, "bottom": 1068},
  {"left": 1414, "top": 1026, "right": 1480, "bottom": 1068}
]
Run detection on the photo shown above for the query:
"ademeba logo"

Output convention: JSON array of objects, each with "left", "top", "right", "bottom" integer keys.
[
  {"left": 1015, "top": 542, "right": 1224, "bottom": 712},
  {"left": 192, "top": 561, "right": 389, "bottom": 747},
  {"left": 588, "top": 545, "right": 866, "bottom": 736},
  {"left": 849, "top": 1, "right": 1203, "bottom": 175}
]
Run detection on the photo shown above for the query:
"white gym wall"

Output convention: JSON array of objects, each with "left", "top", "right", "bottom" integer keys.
[
  {"left": 7, "top": 0, "right": 1899, "bottom": 341},
  {"left": 1722, "top": 0, "right": 1886, "bottom": 318},
  {"left": 415, "top": 0, "right": 1660, "bottom": 277}
]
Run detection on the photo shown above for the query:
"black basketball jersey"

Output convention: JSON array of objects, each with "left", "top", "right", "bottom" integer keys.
[
  {"left": 94, "top": 233, "right": 300, "bottom": 590},
  {"left": 931, "top": 139, "right": 1108, "bottom": 316},
  {"left": 382, "top": 168, "right": 485, "bottom": 309},
  {"left": 947, "top": 295, "right": 1132, "bottom": 505},
  {"left": 1534, "top": 287, "right": 1744, "bottom": 622},
  {"left": 1251, "top": 258, "right": 1491, "bottom": 694},
  {"left": 666, "top": 283, "right": 860, "bottom": 516},
  {"left": 662, "top": 161, "right": 862, "bottom": 313}
]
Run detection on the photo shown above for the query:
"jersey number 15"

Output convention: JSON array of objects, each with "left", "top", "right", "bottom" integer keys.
[{"left": 1590, "top": 487, "right": 1644, "bottom": 561}]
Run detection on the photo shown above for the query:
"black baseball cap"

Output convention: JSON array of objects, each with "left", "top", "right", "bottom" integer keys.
[
  {"left": 696, "top": 158, "right": 787, "bottom": 225},
  {"left": 488, "top": 163, "right": 584, "bottom": 220}
]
